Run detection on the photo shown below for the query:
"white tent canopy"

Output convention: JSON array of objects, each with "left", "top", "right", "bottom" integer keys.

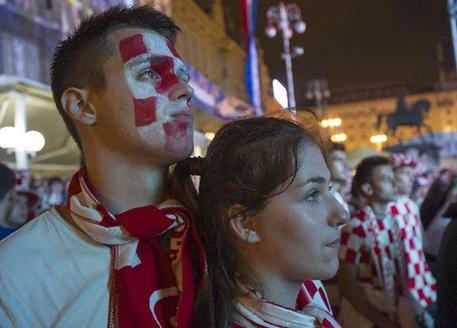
[{"left": 0, "top": 75, "right": 80, "bottom": 177}]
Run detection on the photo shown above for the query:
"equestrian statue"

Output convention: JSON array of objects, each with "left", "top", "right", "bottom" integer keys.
[{"left": 376, "top": 94, "right": 432, "bottom": 136}]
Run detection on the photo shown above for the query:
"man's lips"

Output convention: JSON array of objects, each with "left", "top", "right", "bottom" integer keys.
[{"left": 171, "top": 109, "right": 193, "bottom": 120}]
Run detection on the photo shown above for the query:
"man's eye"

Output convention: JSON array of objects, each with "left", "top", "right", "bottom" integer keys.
[
  {"left": 178, "top": 68, "right": 190, "bottom": 83},
  {"left": 138, "top": 69, "right": 159, "bottom": 81}
]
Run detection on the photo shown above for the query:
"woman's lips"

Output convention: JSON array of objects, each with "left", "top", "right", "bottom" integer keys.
[{"left": 326, "top": 238, "right": 341, "bottom": 248}]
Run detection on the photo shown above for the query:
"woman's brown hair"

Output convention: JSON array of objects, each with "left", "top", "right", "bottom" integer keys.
[{"left": 171, "top": 116, "right": 324, "bottom": 327}]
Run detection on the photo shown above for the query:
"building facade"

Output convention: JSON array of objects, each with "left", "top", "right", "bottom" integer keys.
[{"left": 324, "top": 88, "right": 457, "bottom": 161}]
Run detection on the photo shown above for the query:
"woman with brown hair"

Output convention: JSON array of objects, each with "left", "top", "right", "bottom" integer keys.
[{"left": 172, "top": 117, "right": 349, "bottom": 327}]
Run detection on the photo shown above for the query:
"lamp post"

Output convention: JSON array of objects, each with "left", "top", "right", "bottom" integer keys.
[
  {"left": 370, "top": 134, "right": 387, "bottom": 152},
  {"left": 306, "top": 79, "right": 331, "bottom": 118},
  {"left": 265, "top": 2, "right": 306, "bottom": 115},
  {"left": 448, "top": 0, "right": 457, "bottom": 77}
]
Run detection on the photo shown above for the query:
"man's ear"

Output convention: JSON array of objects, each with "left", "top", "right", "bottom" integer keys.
[
  {"left": 228, "top": 204, "right": 261, "bottom": 244},
  {"left": 360, "top": 182, "right": 373, "bottom": 197},
  {"left": 61, "top": 88, "right": 96, "bottom": 126}
]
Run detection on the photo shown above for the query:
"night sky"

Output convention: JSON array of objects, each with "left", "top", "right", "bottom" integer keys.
[{"left": 219, "top": 1, "right": 452, "bottom": 106}]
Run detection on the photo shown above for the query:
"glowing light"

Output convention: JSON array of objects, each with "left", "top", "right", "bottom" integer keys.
[
  {"left": 330, "top": 133, "right": 347, "bottom": 143},
  {"left": 0, "top": 127, "right": 45, "bottom": 152},
  {"left": 272, "top": 79, "right": 288, "bottom": 108},
  {"left": 23, "top": 131, "right": 45, "bottom": 152},
  {"left": 265, "top": 25, "right": 277, "bottom": 38},
  {"left": 0, "top": 127, "right": 21, "bottom": 149},
  {"left": 320, "top": 117, "right": 342, "bottom": 128},
  {"left": 205, "top": 132, "right": 215, "bottom": 141},
  {"left": 370, "top": 134, "right": 387, "bottom": 144},
  {"left": 294, "top": 21, "right": 306, "bottom": 34}
]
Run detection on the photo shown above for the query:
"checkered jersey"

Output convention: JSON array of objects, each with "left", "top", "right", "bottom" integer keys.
[
  {"left": 391, "top": 198, "right": 437, "bottom": 307},
  {"left": 338, "top": 206, "right": 394, "bottom": 290},
  {"left": 297, "top": 280, "right": 332, "bottom": 314},
  {"left": 339, "top": 202, "right": 436, "bottom": 308}
]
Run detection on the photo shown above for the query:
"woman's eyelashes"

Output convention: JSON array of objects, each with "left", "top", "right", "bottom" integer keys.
[
  {"left": 305, "top": 189, "right": 322, "bottom": 202},
  {"left": 304, "top": 185, "right": 333, "bottom": 202}
]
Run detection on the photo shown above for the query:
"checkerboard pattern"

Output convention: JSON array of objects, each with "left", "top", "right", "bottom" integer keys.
[
  {"left": 339, "top": 208, "right": 385, "bottom": 289},
  {"left": 393, "top": 198, "right": 437, "bottom": 307},
  {"left": 297, "top": 280, "right": 333, "bottom": 314},
  {"left": 339, "top": 200, "right": 436, "bottom": 308}
]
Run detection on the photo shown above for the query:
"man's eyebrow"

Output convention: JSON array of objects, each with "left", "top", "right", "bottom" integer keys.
[
  {"left": 127, "top": 54, "right": 164, "bottom": 66},
  {"left": 295, "top": 176, "right": 327, "bottom": 189}
]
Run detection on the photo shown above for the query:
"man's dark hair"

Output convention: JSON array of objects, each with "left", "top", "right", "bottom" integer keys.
[
  {"left": 48, "top": 177, "right": 63, "bottom": 187},
  {"left": 0, "top": 163, "right": 15, "bottom": 201},
  {"left": 50, "top": 5, "right": 180, "bottom": 150},
  {"left": 330, "top": 142, "right": 345, "bottom": 153},
  {"left": 353, "top": 155, "right": 390, "bottom": 195}
]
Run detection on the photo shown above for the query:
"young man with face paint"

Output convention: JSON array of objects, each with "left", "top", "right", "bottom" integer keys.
[
  {"left": 0, "top": 6, "right": 205, "bottom": 328},
  {"left": 337, "top": 156, "right": 436, "bottom": 328}
]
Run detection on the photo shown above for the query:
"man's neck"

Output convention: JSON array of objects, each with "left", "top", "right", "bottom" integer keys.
[{"left": 84, "top": 154, "right": 169, "bottom": 214}]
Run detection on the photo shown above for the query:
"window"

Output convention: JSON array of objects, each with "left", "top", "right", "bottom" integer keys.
[{"left": 1, "top": 32, "right": 40, "bottom": 81}]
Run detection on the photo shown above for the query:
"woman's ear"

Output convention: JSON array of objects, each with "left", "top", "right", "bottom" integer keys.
[
  {"left": 61, "top": 87, "right": 97, "bottom": 126},
  {"left": 228, "top": 204, "right": 261, "bottom": 244}
]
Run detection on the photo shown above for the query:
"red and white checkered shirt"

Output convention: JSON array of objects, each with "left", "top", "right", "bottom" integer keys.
[
  {"left": 393, "top": 197, "right": 436, "bottom": 306},
  {"left": 339, "top": 201, "right": 436, "bottom": 308},
  {"left": 298, "top": 280, "right": 333, "bottom": 314}
]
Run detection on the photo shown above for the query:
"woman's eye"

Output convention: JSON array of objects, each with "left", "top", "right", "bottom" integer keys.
[{"left": 305, "top": 190, "right": 321, "bottom": 202}]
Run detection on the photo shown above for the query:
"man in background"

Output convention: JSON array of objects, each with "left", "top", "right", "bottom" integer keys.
[{"left": 338, "top": 156, "right": 436, "bottom": 328}]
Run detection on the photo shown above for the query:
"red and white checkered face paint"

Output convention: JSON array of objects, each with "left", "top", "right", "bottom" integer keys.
[{"left": 118, "top": 31, "right": 193, "bottom": 154}]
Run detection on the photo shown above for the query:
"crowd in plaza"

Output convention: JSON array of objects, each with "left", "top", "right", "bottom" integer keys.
[
  {"left": 0, "top": 4, "right": 457, "bottom": 328},
  {"left": 0, "top": 170, "right": 67, "bottom": 239}
]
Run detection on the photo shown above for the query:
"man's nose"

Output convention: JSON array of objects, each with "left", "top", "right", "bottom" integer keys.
[{"left": 168, "top": 80, "right": 193, "bottom": 103}]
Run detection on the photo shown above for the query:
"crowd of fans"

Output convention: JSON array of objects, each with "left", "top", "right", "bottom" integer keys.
[
  {"left": 323, "top": 143, "right": 457, "bottom": 327},
  {"left": 2, "top": 141, "right": 457, "bottom": 326},
  {"left": 0, "top": 163, "right": 67, "bottom": 239}
]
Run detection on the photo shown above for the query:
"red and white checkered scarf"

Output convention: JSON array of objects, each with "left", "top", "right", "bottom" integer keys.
[
  {"left": 232, "top": 281, "right": 342, "bottom": 328},
  {"left": 66, "top": 168, "right": 206, "bottom": 328}
]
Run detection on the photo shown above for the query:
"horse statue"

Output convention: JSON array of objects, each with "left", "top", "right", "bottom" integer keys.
[{"left": 376, "top": 95, "right": 432, "bottom": 136}]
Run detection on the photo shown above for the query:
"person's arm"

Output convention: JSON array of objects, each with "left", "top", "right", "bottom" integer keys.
[
  {"left": 437, "top": 220, "right": 457, "bottom": 327},
  {"left": 337, "top": 262, "right": 396, "bottom": 328},
  {"left": 338, "top": 219, "right": 397, "bottom": 328}
]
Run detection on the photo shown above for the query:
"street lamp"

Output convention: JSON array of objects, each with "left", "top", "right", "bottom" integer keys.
[
  {"left": 0, "top": 126, "right": 45, "bottom": 154},
  {"left": 370, "top": 134, "right": 387, "bottom": 152},
  {"left": 306, "top": 79, "right": 331, "bottom": 117},
  {"left": 320, "top": 117, "right": 342, "bottom": 128},
  {"left": 448, "top": 0, "right": 457, "bottom": 77},
  {"left": 265, "top": 2, "right": 306, "bottom": 115},
  {"left": 331, "top": 133, "right": 347, "bottom": 143}
]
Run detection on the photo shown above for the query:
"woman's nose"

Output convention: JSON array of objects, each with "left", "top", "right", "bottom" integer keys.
[{"left": 329, "top": 195, "right": 350, "bottom": 228}]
